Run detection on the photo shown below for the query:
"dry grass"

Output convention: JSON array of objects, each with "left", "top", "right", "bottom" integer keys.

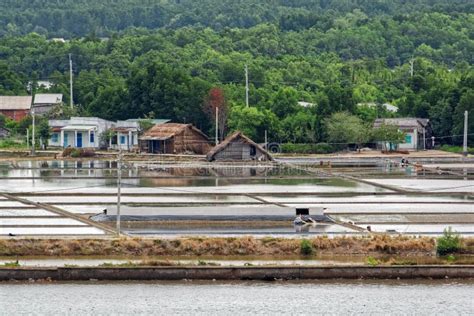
[{"left": 0, "top": 235, "right": 460, "bottom": 258}]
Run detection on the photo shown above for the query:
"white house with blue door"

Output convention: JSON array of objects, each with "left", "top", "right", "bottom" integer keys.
[
  {"left": 109, "top": 120, "right": 140, "bottom": 151},
  {"left": 49, "top": 117, "right": 115, "bottom": 149}
]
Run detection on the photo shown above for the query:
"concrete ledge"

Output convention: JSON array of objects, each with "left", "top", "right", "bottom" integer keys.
[{"left": 1, "top": 266, "right": 473, "bottom": 281}]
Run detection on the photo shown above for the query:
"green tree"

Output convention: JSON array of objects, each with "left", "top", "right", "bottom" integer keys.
[
  {"left": 269, "top": 87, "right": 298, "bottom": 118},
  {"left": 228, "top": 105, "right": 280, "bottom": 141},
  {"left": 324, "top": 112, "right": 369, "bottom": 150},
  {"left": 371, "top": 123, "right": 406, "bottom": 151}
]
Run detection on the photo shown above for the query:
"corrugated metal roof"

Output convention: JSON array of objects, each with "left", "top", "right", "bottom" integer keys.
[
  {"left": 0, "top": 96, "right": 32, "bottom": 110},
  {"left": 61, "top": 125, "right": 96, "bottom": 131},
  {"left": 126, "top": 118, "right": 170, "bottom": 125},
  {"left": 34, "top": 93, "right": 63, "bottom": 105},
  {"left": 374, "top": 118, "right": 429, "bottom": 129}
]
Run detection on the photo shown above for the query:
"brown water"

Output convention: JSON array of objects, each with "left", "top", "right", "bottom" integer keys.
[{"left": 1, "top": 280, "right": 473, "bottom": 315}]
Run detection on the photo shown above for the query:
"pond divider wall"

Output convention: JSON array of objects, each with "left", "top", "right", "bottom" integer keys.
[{"left": 1, "top": 266, "right": 473, "bottom": 281}]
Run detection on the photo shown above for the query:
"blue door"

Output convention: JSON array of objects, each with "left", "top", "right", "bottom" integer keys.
[{"left": 77, "top": 132, "right": 83, "bottom": 148}]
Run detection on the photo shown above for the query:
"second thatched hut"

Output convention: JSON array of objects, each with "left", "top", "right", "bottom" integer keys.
[{"left": 206, "top": 131, "right": 273, "bottom": 162}]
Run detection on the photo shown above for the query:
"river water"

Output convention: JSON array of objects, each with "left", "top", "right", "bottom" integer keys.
[{"left": 1, "top": 280, "right": 473, "bottom": 315}]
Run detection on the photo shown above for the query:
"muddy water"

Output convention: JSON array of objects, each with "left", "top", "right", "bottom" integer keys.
[{"left": 1, "top": 280, "right": 473, "bottom": 315}]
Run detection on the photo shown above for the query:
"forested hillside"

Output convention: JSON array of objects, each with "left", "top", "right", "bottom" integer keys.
[{"left": 0, "top": 0, "right": 472, "bottom": 144}]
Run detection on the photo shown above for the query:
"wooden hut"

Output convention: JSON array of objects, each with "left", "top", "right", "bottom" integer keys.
[
  {"left": 139, "top": 123, "right": 211, "bottom": 154},
  {"left": 206, "top": 131, "right": 273, "bottom": 162}
]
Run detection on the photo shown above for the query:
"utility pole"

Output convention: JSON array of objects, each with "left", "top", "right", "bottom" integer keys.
[
  {"left": 31, "top": 108, "right": 36, "bottom": 156},
  {"left": 69, "top": 53, "right": 74, "bottom": 109},
  {"left": 215, "top": 107, "right": 219, "bottom": 145},
  {"left": 264, "top": 129, "right": 268, "bottom": 150},
  {"left": 463, "top": 111, "right": 468, "bottom": 157},
  {"left": 245, "top": 64, "right": 249, "bottom": 107},
  {"left": 26, "top": 129, "right": 29, "bottom": 150},
  {"left": 116, "top": 150, "right": 122, "bottom": 235},
  {"left": 423, "top": 128, "right": 426, "bottom": 151},
  {"left": 409, "top": 58, "right": 414, "bottom": 77}
]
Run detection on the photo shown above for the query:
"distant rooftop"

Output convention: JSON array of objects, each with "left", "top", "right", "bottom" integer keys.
[
  {"left": 126, "top": 118, "right": 170, "bottom": 125},
  {"left": 357, "top": 102, "right": 398, "bottom": 113},
  {"left": 34, "top": 93, "right": 63, "bottom": 105},
  {"left": 297, "top": 101, "right": 314, "bottom": 107},
  {"left": 0, "top": 96, "right": 32, "bottom": 110},
  {"left": 374, "top": 118, "right": 430, "bottom": 129}
]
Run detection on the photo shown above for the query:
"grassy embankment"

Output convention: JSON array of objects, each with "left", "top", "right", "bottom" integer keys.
[
  {"left": 1, "top": 235, "right": 473, "bottom": 258},
  {"left": 440, "top": 145, "right": 474, "bottom": 155}
]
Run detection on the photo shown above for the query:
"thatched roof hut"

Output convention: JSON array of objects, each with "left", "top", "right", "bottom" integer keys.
[
  {"left": 206, "top": 131, "right": 273, "bottom": 162},
  {"left": 139, "top": 123, "right": 211, "bottom": 154}
]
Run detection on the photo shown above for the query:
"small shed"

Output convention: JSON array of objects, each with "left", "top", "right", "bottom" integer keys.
[
  {"left": 33, "top": 93, "right": 63, "bottom": 115},
  {"left": 139, "top": 123, "right": 211, "bottom": 154},
  {"left": 206, "top": 131, "right": 273, "bottom": 162}
]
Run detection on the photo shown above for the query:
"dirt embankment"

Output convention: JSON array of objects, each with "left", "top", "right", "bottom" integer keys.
[{"left": 0, "top": 235, "right": 456, "bottom": 257}]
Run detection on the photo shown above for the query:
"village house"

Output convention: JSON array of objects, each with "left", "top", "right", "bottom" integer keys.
[
  {"left": 0, "top": 96, "right": 32, "bottom": 121},
  {"left": 374, "top": 118, "right": 433, "bottom": 151},
  {"left": 109, "top": 120, "right": 140, "bottom": 151},
  {"left": 48, "top": 117, "right": 115, "bottom": 149},
  {"left": 139, "top": 123, "right": 211, "bottom": 154},
  {"left": 206, "top": 131, "right": 273, "bottom": 162},
  {"left": 33, "top": 93, "right": 63, "bottom": 115}
]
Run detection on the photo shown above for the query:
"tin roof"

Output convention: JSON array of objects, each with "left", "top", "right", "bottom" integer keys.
[
  {"left": 374, "top": 118, "right": 430, "bottom": 129},
  {"left": 33, "top": 94, "right": 63, "bottom": 105},
  {"left": 61, "top": 125, "right": 97, "bottom": 131},
  {"left": 0, "top": 96, "right": 32, "bottom": 110}
]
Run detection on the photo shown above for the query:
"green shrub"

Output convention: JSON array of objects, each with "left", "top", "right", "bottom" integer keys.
[
  {"left": 437, "top": 227, "right": 461, "bottom": 256},
  {"left": 446, "top": 255, "right": 456, "bottom": 263},
  {"left": 300, "top": 239, "right": 313, "bottom": 255},
  {"left": 62, "top": 148, "right": 95, "bottom": 158},
  {"left": 281, "top": 143, "right": 334, "bottom": 154},
  {"left": 366, "top": 256, "right": 379, "bottom": 266},
  {"left": 1, "top": 260, "right": 20, "bottom": 267}
]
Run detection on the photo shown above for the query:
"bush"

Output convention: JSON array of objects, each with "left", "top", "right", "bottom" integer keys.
[
  {"left": 0, "top": 138, "right": 25, "bottom": 149},
  {"left": 300, "top": 239, "right": 313, "bottom": 255},
  {"left": 281, "top": 143, "right": 334, "bottom": 154},
  {"left": 437, "top": 227, "right": 461, "bottom": 256},
  {"left": 62, "top": 148, "right": 95, "bottom": 158},
  {"left": 366, "top": 256, "right": 379, "bottom": 266}
]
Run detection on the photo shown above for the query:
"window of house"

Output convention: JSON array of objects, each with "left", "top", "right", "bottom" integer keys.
[
  {"left": 250, "top": 145, "right": 256, "bottom": 156},
  {"left": 120, "top": 135, "right": 126, "bottom": 144},
  {"left": 51, "top": 133, "right": 59, "bottom": 143},
  {"left": 90, "top": 132, "right": 95, "bottom": 144},
  {"left": 405, "top": 135, "right": 412, "bottom": 144}
]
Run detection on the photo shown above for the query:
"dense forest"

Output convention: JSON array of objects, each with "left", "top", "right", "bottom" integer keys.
[{"left": 0, "top": 0, "right": 472, "bottom": 145}]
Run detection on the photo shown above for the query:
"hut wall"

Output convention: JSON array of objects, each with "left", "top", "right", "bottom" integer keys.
[
  {"left": 213, "top": 142, "right": 269, "bottom": 161},
  {"left": 173, "top": 127, "right": 210, "bottom": 154},
  {"left": 214, "top": 141, "right": 248, "bottom": 160}
]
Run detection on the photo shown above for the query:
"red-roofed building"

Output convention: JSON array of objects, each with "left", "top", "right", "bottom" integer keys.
[{"left": 0, "top": 96, "right": 32, "bottom": 121}]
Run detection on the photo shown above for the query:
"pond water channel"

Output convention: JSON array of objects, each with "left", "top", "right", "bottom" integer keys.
[{"left": 1, "top": 280, "right": 473, "bottom": 315}]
